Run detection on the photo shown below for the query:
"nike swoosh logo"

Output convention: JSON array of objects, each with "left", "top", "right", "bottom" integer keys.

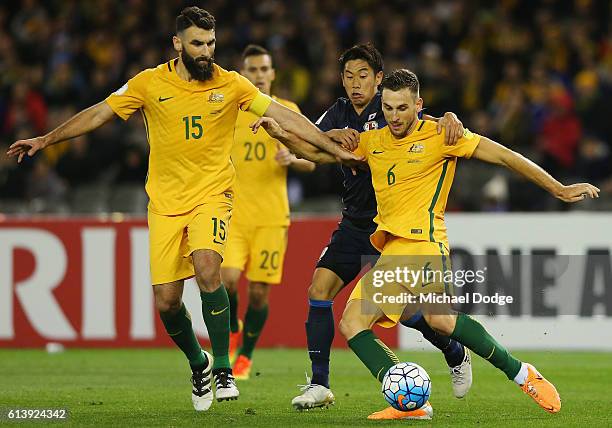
[
  {"left": 372, "top": 150, "right": 384, "bottom": 154},
  {"left": 376, "top": 367, "right": 385, "bottom": 380},
  {"left": 211, "top": 307, "right": 228, "bottom": 316},
  {"left": 246, "top": 331, "right": 259, "bottom": 338},
  {"left": 158, "top": 96, "right": 173, "bottom": 102}
]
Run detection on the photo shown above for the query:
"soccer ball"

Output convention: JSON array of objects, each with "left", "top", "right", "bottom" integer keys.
[{"left": 381, "top": 362, "right": 431, "bottom": 411}]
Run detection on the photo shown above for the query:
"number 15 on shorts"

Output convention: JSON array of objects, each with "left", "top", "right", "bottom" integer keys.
[{"left": 212, "top": 217, "right": 227, "bottom": 244}]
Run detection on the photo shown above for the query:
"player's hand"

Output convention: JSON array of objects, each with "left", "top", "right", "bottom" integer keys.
[
  {"left": 250, "top": 117, "right": 285, "bottom": 139},
  {"left": 556, "top": 183, "right": 600, "bottom": 202},
  {"left": 275, "top": 146, "right": 293, "bottom": 167},
  {"left": 336, "top": 149, "right": 366, "bottom": 171},
  {"left": 6, "top": 136, "right": 47, "bottom": 163},
  {"left": 438, "top": 112, "right": 464, "bottom": 146},
  {"left": 326, "top": 129, "right": 360, "bottom": 151}
]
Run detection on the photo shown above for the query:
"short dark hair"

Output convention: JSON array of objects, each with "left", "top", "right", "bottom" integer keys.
[
  {"left": 380, "top": 69, "right": 420, "bottom": 96},
  {"left": 176, "top": 7, "right": 215, "bottom": 33},
  {"left": 241, "top": 44, "right": 272, "bottom": 64},
  {"left": 338, "top": 43, "right": 384, "bottom": 74}
]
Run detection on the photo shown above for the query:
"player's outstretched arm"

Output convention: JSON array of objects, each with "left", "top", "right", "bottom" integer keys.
[
  {"left": 274, "top": 145, "right": 316, "bottom": 172},
  {"left": 472, "top": 137, "right": 600, "bottom": 202},
  {"left": 263, "top": 100, "right": 362, "bottom": 165},
  {"left": 251, "top": 117, "right": 338, "bottom": 164},
  {"left": 6, "top": 101, "right": 116, "bottom": 163}
]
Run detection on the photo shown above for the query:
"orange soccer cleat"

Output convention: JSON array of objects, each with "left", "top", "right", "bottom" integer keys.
[
  {"left": 232, "top": 355, "right": 252, "bottom": 380},
  {"left": 229, "top": 319, "right": 243, "bottom": 365},
  {"left": 519, "top": 363, "right": 561, "bottom": 413},
  {"left": 367, "top": 401, "right": 433, "bottom": 420}
]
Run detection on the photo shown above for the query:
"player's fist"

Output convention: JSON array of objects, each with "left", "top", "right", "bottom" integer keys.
[
  {"left": 556, "top": 183, "right": 600, "bottom": 202},
  {"left": 275, "top": 147, "right": 293, "bottom": 166},
  {"left": 438, "top": 112, "right": 464, "bottom": 146},
  {"left": 326, "top": 129, "right": 360, "bottom": 151},
  {"left": 6, "top": 136, "right": 48, "bottom": 163}
]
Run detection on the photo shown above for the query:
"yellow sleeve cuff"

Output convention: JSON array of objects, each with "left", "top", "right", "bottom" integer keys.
[
  {"left": 463, "top": 131, "right": 482, "bottom": 159},
  {"left": 104, "top": 97, "right": 130, "bottom": 121},
  {"left": 247, "top": 92, "right": 273, "bottom": 117}
]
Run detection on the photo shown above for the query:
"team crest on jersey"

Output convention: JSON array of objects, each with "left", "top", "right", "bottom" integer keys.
[
  {"left": 408, "top": 143, "right": 424, "bottom": 153},
  {"left": 208, "top": 92, "right": 224, "bottom": 103},
  {"left": 363, "top": 121, "right": 378, "bottom": 131}
]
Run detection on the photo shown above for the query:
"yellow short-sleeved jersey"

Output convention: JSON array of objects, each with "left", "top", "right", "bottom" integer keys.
[
  {"left": 230, "top": 96, "right": 300, "bottom": 227},
  {"left": 105, "top": 59, "right": 271, "bottom": 215},
  {"left": 354, "top": 120, "right": 481, "bottom": 250}
]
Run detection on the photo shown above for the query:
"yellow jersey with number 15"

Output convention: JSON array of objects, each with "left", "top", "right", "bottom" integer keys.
[
  {"left": 354, "top": 120, "right": 481, "bottom": 250},
  {"left": 230, "top": 96, "right": 300, "bottom": 227},
  {"left": 105, "top": 59, "right": 271, "bottom": 215}
]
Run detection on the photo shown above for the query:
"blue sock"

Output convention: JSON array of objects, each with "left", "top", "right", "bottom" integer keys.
[
  {"left": 441, "top": 339, "right": 466, "bottom": 368},
  {"left": 401, "top": 312, "right": 465, "bottom": 368},
  {"left": 306, "top": 299, "right": 334, "bottom": 388}
]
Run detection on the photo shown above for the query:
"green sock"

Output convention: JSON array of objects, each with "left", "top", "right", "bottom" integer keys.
[
  {"left": 451, "top": 313, "right": 521, "bottom": 380},
  {"left": 239, "top": 304, "right": 269, "bottom": 359},
  {"left": 347, "top": 329, "right": 400, "bottom": 382},
  {"left": 159, "top": 303, "right": 207, "bottom": 368},
  {"left": 200, "top": 286, "right": 231, "bottom": 370},
  {"left": 228, "top": 289, "right": 239, "bottom": 333}
]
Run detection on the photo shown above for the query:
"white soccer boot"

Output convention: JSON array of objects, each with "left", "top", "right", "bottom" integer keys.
[
  {"left": 291, "top": 375, "right": 335, "bottom": 410},
  {"left": 450, "top": 349, "right": 473, "bottom": 398},
  {"left": 214, "top": 369, "right": 240, "bottom": 401},
  {"left": 191, "top": 350, "right": 214, "bottom": 411}
]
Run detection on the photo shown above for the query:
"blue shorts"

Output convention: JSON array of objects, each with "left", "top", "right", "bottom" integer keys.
[{"left": 315, "top": 217, "right": 380, "bottom": 285}]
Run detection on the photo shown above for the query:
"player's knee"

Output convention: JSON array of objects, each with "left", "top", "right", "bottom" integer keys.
[
  {"left": 424, "top": 313, "right": 456, "bottom": 336},
  {"left": 248, "top": 282, "right": 270, "bottom": 309},
  {"left": 195, "top": 269, "right": 221, "bottom": 291},
  {"left": 308, "top": 282, "right": 334, "bottom": 301},
  {"left": 193, "top": 250, "right": 222, "bottom": 291},
  {"left": 155, "top": 295, "right": 182, "bottom": 314}
]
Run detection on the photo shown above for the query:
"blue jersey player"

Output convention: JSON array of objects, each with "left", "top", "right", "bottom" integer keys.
[{"left": 288, "top": 44, "right": 473, "bottom": 416}]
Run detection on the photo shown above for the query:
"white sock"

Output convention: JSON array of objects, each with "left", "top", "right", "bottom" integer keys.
[{"left": 513, "top": 363, "right": 528, "bottom": 385}]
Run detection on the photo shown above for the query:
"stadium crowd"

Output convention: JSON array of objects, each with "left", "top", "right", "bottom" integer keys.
[{"left": 1, "top": 0, "right": 611, "bottom": 213}]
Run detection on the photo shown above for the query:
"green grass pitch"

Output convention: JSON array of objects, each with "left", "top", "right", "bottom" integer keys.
[{"left": 0, "top": 349, "right": 610, "bottom": 427}]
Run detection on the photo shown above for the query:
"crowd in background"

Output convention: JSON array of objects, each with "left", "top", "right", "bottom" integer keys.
[{"left": 1, "top": 0, "right": 611, "bottom": 214}]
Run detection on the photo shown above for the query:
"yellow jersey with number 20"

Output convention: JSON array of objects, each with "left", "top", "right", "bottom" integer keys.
[{"left": 231, "top": 96, "right": 300, "bottom": 227}]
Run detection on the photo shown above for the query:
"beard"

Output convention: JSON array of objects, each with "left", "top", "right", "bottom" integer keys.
[{"left": 181, "top": 50, "right": 215, "bottom": 81}]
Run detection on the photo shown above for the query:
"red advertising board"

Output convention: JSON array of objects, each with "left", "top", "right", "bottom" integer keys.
[{"left": 0, "top": 217, "right": 398, "bottom": 348}]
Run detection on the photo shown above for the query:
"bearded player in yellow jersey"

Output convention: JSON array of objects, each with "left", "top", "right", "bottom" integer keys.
[
  {"left": 221, "top": 45, "right": 315, "bottom": 379},
  {"left": 7, "top": 7, "right": 358, "bottom": 413},
  {"left": 253, "top": 68, "right": 599, "bottom": 419}
]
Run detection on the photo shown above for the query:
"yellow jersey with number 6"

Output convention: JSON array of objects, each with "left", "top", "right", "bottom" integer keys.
[
  {"left": 105, "top": 59, "right": 271, "bottom": 215},
  {"left": 230, "top": 96, "right": 299, "bottom": 227},
  {"left": 354, "top": 120, "right": 481, "bottom": 250}
]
